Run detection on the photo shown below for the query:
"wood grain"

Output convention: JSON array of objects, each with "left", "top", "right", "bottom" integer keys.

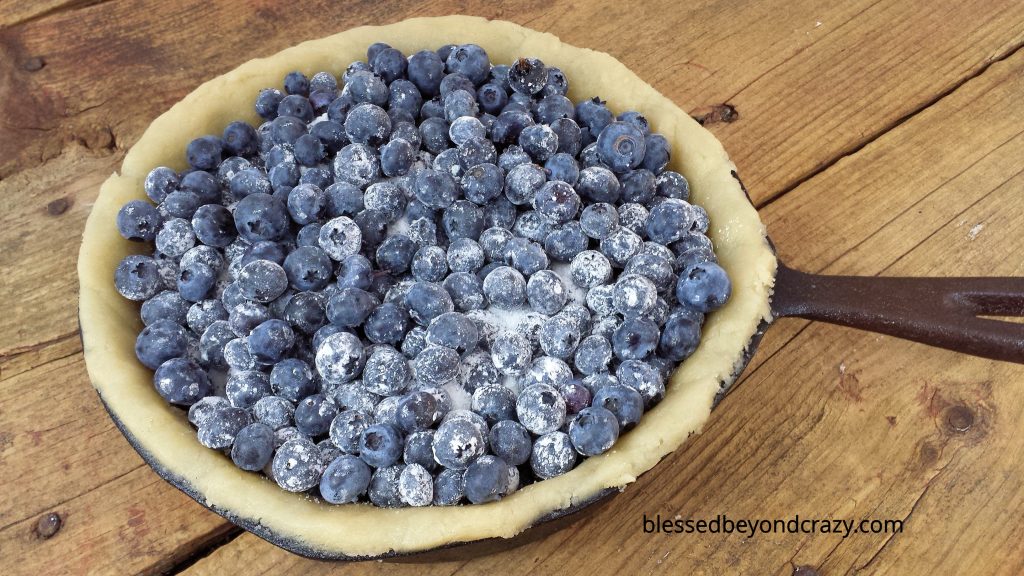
[{"left": 0, "top": 0, "right": 1022, "bottom": 574}]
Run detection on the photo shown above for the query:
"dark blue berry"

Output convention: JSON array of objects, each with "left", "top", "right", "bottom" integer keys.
[
  {"left": 141, "top": 291, "right": 189, "bottom": 326},
  {"left": 576, "top": 166, "right": 620, "bottom": 203},
  {"left": 117, "top": 200, "right": 161, "bottom": 242},
  {"left": 318, "top": 215, "right": 362, "bottom": 260},
  {"left": 464, "top": 455, "right": 509, "bottom": 504},
  {"left": 115, "top": 255, "right": 162, "bottom": 301},
  {"left": 177, "top": 261, "right": 215, "bottom": 302},
  {"left": 370, "top": 46, "right": 407, "bottom": 83},
  {"left": 396, "top": 391, "right": 439, "bottom": 432},
  {"left": 592, "top": 384, "right": 644, "bottom": 430},
  {"left": 413, "top": 345, "right": 460, "bottom": 384},
  {"left": 596, "top": 121, "right": 646, "bottom": 173},
  {"left": 332, "top": 143, "right": 381, "bottom": 189},
  {"left": 363, "top": 345, "right": 412, "bottom": 395},
  {"left": 247, "top": 319, "right": 294, "bottom": 364},
  {"left": 508, "top": 57, "right": 547, "bottom": 95},
  {"left": 283, "top": 291, "right": 325, "bottom": 335},
  {"left": 376, "top": 234, "right": 417, "bottom": 274},
  {"left": 359, "top": 423, "right": 403, "bottom": 468},
  {"left": 229, "top": 301, "right": 270, "bottom": 336},
  {"left": 530, "top": 431, "right": 576, "bottom": 479},
  {"left": 284, "top": 71, "right": 310, "bottom": 96},
  {"left": 161, "top": 191, "right": 201, "bottom": 219},
  {"left": 642, "top": 133, "right": 670, "bottom": 173},
  {"left": 426, "top": 311, "right": 479, "bottom": 352},
  {"left": 254, "top": 396, "right": 295, "bottom": 430},
  {"left": 568, "top": 406, "right": 619, "bottom": 456},
  {"left": 611, "top": 317, "right": 659, "bottom": 360},
  {"left": 231, "top": 423, "right": 275, "bottom": 471},
  {"left": 574, "top": 334, "right": 612, "bottom": 375},
  {"left": 268, "top": 358, "right": 315, "bottom": 403},
  {"left": 186, "top": 135, "right": 222, "bottom": 170},
  {"left": 575, "top": 97, "right": 614, "bottom": 134},
  {"left": 620, "top": 168, "right": 657, "bottom": 204},
  {"left": 442, "top": 272, "right": 485, "bottom": 312},
  {"left": 481, "top": 266, "right": 526, "bottom": 309},
  {"left": 407, "top": 49, "right": 446, "bottom": 96},
  {"left": 256, "top": 88, "right": 285, "bottom": 120},
  {"left": 380, "top": 138, "right": 415, "bottom": 177},
  {"left": 363, "top": 302, "right": 410, "bottom": 345},
  {"left": 616, "top": 359, "right": 665, "bottom": 408},
  {"left": 533, "top": 180, "right": 580, "bottom": 224},
  {"left": 153, "top": 357, "right": 210, "bottom": 405},
  {"left": 412, "top": 245, "right": 448, "bottom": 282},
  {"left": 295, "top": 393, "right": 338, "bottom": 437},
  {"left": 324, "top": 287, "right": 377, "bottom": 328},
  {"left": 320, "top": 455, "right": 371, "bottom": 504},
  {"left": 544, "top": 152, "right": 579, "bottom": 185},
  {"left": 543, "top": 221, "right": 588, "bottom": 262},
  {"left": 676, "top": 261, "right": 731, "bottom": 313},
  {"left": 344, "top": 103, "right": 391, "bottom": 146},
  {"left": 490, "top": 110, "right": 534, "bottom": 145},
  {"left": 222, "top": 121, "right": 258, "bottom": 157},
  {"left": 445, "top": 44, "right": 490, "bottom": 85},
  {"left": 272, "top": 437, "right": 323, "bottom": 492},
  {"left": 233, "top": 193, "right": 289, "bottom": 242}
]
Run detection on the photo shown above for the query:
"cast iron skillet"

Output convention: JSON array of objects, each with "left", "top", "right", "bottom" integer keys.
[{"left": 93, "top": 171, "right": 1024, "bottom": 562}]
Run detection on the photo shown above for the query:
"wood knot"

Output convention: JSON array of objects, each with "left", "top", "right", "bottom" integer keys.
[
  {"left": 46, "top": 197, "right": 71, "bottom": 216},
  {"left": 34, "top": 512, "right": 62, "bottom": 539},
  {"left": 21, "top": 57, "right": 45, "bottom": 72},
  {"left": 793, "top": 566, "right": 819, "bottom": 576},
  {"left": 945, "top": 405, "right": 974, "bottom": 433},
  {"left": 692, "top": 103, "right": 739, "bottom": 125}
]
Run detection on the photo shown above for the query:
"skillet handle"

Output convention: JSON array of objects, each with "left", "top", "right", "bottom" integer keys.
[{"left": 771, "top": 262, "right": 1024, "bottom": 363}]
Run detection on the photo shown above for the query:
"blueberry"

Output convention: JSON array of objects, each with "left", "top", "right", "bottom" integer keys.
[
  {"left": 283, "top": 71, "right": 310, "bottom": 96},
  {"left": 623, "top": 253, "right": 675, "bottom": 295},
  {"left": 180, "top": 170, "right": 221, "bottom": 204},
  {"left": 642, "top": 198, "right": 692, "bottom": 245},
  {"left": 658, "top": 308, "right": 702, "bottom": 361},
  {"left": 530, "top": 180, "right": 579, "bottom": 224},
  {"left": 569, "top": 250, "right": 612, "bottom": 289},
  {"left": 408, "top": 50, "right": 446, "bottom": 96},
  {"left": 418, "top": 116, "right": 450, "bottom": 153},
  {"left": 550, "top": 118, "right": 583, "bottom": 157},
  {"left": 469, "top": 385, "right": 515, "bottom": 425},
  {"left": 538, "top": 315, "right": 581, "bottom": 359},
  {"left": 411, "top": 246, "right": 448, "bottom": 282},
  {"left": 329, "top": 409, "right": 370, "bottom": 453},
  {"left": 576, "top": 166, "right": 620, "bottom": 203},
  {"left": 327, "top": 91, "right": 355, "bottom": 124},
  {"left": 656, "top": 171, "right": 690, "bottom": 200},
  {"left": 317, "top": 216, "right": 362, "bottom": 261},
  {"left": 441, "top": 200, "right": 485, "bottom": 242},
  {"left": 504, "top": 162, "right": 546, "bottom": 206},
  {"left": 461, "top": 455, "right": 509, "bottom": 504},
  {"left": 676, "top": 261, "right": 731, "bottom": 313},
  {"left": 481, "top": 266, "right": 526, "bottom": 309},
  {"left": 544, "top": 221, "right": 588, "bottom": 262},
  {"left": 413, "top": 168, "right": 458, "bottom": 210},
  {"left": 332, "top": 143, "right": 381, "bottom": 189},
  {"left": 525, "top": 269, "right": 568, "bottom": 316},
  {"left": 289, "top": 133, "right": 323, "bottom": 166},
  {"left": 177, "top": 253, "right": 217, "bottom": 299},
  {"left": 402, "top": 430, "right": 438, "bottom": 472},
  {"left": 689, "top": 205, "right": 710, "bottom": 234},
  {"left": 575, "top": 97, "right": 614, "bottom": 134},
  {"left": 616, "top": 359, "right": 665, "bottom": 408},
  {"left": 142, "top": 291, "right": 189, "bottom": 326},
  {"left": 375, "top": 234, "right": 416, "bottom": 275},
  {"left": 272, "top": 437, "right": 324, "bottom": 492},
  {"left": 445, "top": 44, "right": 490, "bottom": 85},
  {"left": 235, "top": 259, "right": 287, "bottom": 302},
  {"left": 254, "top": 396, "right": 296, "bottom": 430},
  {"left": 478, "top": 227, "right": 512, "bottom": 261},
  {"left": 641, "top": 133, "right": 670, "bottom": 173},
  {"left": 152, "top": 357, "right": 210, "bottom": 405},
  {"left": 574, "top": 334, "right": 612, "bottom": 376},
  {"left": 516, "top": 383, "right": 566, "bottom": 435},
  {"left": 280, "top": 247, "right": 331, "bottom": 292},
  {"left": 456, "top": 136, "right": 497, "bottom": 168},
  {"left": 433, "top": 468, "right": 465, "bottom": 505},
  {"left": 617, "top": 202, "right": 650, "bottom": 236},
  {"left": 442, "top": 272, "right": 486, "bottom": 312},
  {"left": 380, "top": 138, "right": 415, "bottom": 177},
  {"left": 117, "top": 200, "right": 162, "bottom": 242},
  {"left": 400, "top": 326, "right": 429, "bottom": 359},
  {"left": 530, "top": 431, "right": 576, "bottom": 479},
  {"left": 432, "top": 417, "right": 486, "bottom": 470},
  {"left": 537, "top": 94, "right": 574, "bottom": 124},
  {"left": 247, "top": 319, "right": 294, "bottom": 364},
  {"left": 358, "top": 423, "right": 403, "bottom": 468},
  {"left": 426, "top": 311, "right": 480, "bottom": 352},
  {"left": 315, "top": 331, "right": 364, "bottom": 384},
  {"left": 155, "top": 218, "right": 196, "bottom": 257},
  {"left": 321, "top": 183, "right": 362, "bottom": 218},
  {"left": 188, "top": 396, "right": 230, "bottom": 428},
  {"left": 507, "top": 57, "right": 547, "bottom": 95},
  {"left": 490, "top": 109, "right": 535, "bottom": 145},
  {"left": 455, "top": 165, "right": 503, "bottom": 209},
  {"left": 341, "top": 102, "right": 391, "bottom": 147},
  {"left": 413, "top": 345, "right": 460, "bottom": 384},
  {"left": 233, "top": 193, "right": 289, "bottom": 243},
  {"left": 483, "top": 196, "right": 517, "bottom": 229},
  {"left": 344, "top": 70, "right": 389, "bottom": 107},
  {"left": 579, "top": 202, "right": 619, "bottom": 240},
  {"left": 476, "top": 82, "right": 508, "bottom": 115},
  {"left": 198, "top": 406, "right": 253, "bottom": 449},
  {"left": 611, "top": 317, "right": 659, "bottom": 361},
  {"left": 387, "top": 79, "right": 422, "bottom": 118},
  {"left": 592, "top": 384, "right": 644, "bottom": 430},
  {"left": 543, "top": 152, "right": 580, "bottom": 186},
  {"left": 363, "top": 345, "right": 412, "bottom": 396},
  {"left": 135, "top": 320, "right": 189, "bottom": 369},
  {"left": 373, "top": 395, "right": 403, "bottom": 428},
  {"left": 600, "top": 227, "right": 643, "bottom": 267},
  {"left": 511, "top": 210, "right": 552, "bottom": 243},
  {"left": 272, "top": 354, "right": 315, "bottom": 399},
  {"left": 394, "top": 463, "right": 432, "bottom": 507},
  {"left": 256, "top": 88, "right": 285, "bottom": 120},
  {"left": 613, "top": 274, "right": 658, "bottom": 317},
  {"left": 443, "top": 89, "right": 479, "bottom": 122},
  {"left": 568, "top": 406, "right": 620, "bottom": 456},
  {"left": 490, "top": 331, "right": 532, "bottom": 376},
  {"left": 405, "top": 281, "right": 455, "bottom": 325},
  {"left": 115, "top": 255, "right": 163, "bottom": 301},
  {"left": 363, "top": 302, "right": 410, "bottom": 345},
  {"left": 230, "top": 423, "right": 275, "bottom": 471},
  {"left": 367, "top": 46, "right": 406, "bottom": 83},
  {"left": 440, "top": 73, "right": 476, "bottom": 98},
  {"left": 396, "top": 390, "right": 439, "bottom": 432},
  {"left": 484, "top": 420, "right": 530, "bottom": 467},
  {"left": 185, "top": 135, "right": 222, "bottom": 170},
  {"left": 595, "top": 121, "right": 646, "bottom": 173},
  {"left": 229, "top": 301, "right": 270, "bottom": 336},
  {"left": 294, "top": 393, "right": 338, "bottom": 437},
  {"left": 319, "top": 455, "right": 371, "bottom": 504}
]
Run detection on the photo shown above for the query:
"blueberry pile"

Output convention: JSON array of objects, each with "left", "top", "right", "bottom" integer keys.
[{"left": 113, "top": 41, "right": 731, "bottom": 508}]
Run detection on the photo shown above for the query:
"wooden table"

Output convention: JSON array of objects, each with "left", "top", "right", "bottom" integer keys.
[{"left": 2, "top": 1, "right": 1023, "bottom": 573}]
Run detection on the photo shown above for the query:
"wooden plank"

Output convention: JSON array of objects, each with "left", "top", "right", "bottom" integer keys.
[
  {"left": 181, "top": 23, "right": 1024, "bottom": 576},
  {"left": 1, "top": 0, "right": 1022, "bottom": 198}
]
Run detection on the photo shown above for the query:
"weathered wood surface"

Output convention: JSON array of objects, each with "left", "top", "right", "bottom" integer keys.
[{"left": 1, "top": 0, "right": 1022, "bottom": 574}]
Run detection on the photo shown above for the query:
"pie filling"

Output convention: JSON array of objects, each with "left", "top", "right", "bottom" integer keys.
[{"left": 111, "top": 41, "right": 733, "bottom": 508}]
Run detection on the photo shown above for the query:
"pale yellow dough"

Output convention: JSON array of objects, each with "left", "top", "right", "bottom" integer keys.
[{"left": 78, "top": 15, "right": 777, "bottom": 558}]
